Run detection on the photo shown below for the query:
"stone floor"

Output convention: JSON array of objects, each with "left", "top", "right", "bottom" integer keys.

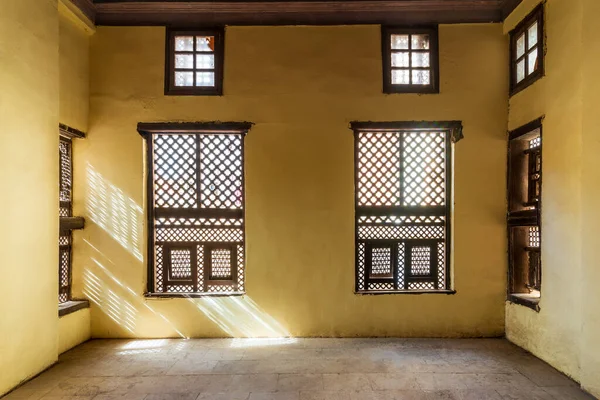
[{"left": 3, "top": 338, "right": 595, "bottom": 400}]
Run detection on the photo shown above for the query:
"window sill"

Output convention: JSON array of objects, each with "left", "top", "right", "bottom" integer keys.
[
  {"left": 355, "top": 290, "right": 456, "bottom": 296},
  {"left": 508, "top": 293, "right": 540, "bottom": 312},
  {"left": 144, "top": 292, "right": 246, "bottom": 299},
  {"left": 58, "top": 300, "right": 90, "bottom": 317}
]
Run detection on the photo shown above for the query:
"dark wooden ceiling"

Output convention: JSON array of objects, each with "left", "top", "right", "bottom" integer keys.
[{"left": 75, "top": 0, "right": 522, "bottom": 26}]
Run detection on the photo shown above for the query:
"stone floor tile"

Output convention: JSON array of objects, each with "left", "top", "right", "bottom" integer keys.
[
  {"left": 322, "top": 373, "right": 373, "bottom": 391},
  {"left": 4, "top": 339, "right": 590, "bottom": 400},
  {"left": 248, "top": 392, "right": 300, "bottom": 400},
  {"left": 196, "top": 391, "right": 250, "bottom": 400},
  {"left": 367, "top": 373, "right": 420, "bottom": 390},
  {"left": 143, "top": 394, "right": 201, "bottom": 400},
  {"left": 542, "top": 386, "right": 597, "bottom": 400},
  {"left": 277, "top": 374, "right": 323, "bottom": 391}
]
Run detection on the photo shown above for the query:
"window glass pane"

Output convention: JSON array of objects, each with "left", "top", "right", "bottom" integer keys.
[
  {"left": 196, "top": 54, "right": 215, "bottom": 69},
  {"left": 412, "top": 70, "right": 430, "bottom": 85},
  {"left": 392, "top": 69, "right": 410, "bottom": 84},
  {"left": 175, "top": 71, "right": 194, "bottom": 87},
  {"left": 196, "top": 36, "right": 215, "bottom": 52},
  {"left": 516, "top": 34, "right": 526, "bottom": 58},
  {"left": 411, "top": 34, "right": 430, "bottom": 50},
  {"left": 516, "top": 59, "right": 525, "bottom": 83},
  {"left": 196, "top": 72, "right": 215, "bottom": 87},
  {"left": 175, "top": 54, "right": 194, "bottom": 69},
  {"left": 411, "top": 52, "right": 430, "bottom": 67},
  {"left": 528, "top": 48, "right": 538, "bottom": 75},
  {"left": 391, "top": 52, "right": 409, "bottom": 67},
  {"left": 528, "top": 22, "right": 538, "bottom": 49},
  {"left": 175, "top": 36, "right": 194, "bottom": 51},
  {"left": 391, "top": 34, "right": 409, "bottom": 50}
]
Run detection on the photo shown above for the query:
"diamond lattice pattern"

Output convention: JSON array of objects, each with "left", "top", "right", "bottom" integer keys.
[
  {"left": 200, "top": 135, "right": 243, "bottom": 209},
  {"left": 153, "top": 134, "right": 198, "bottom": 208},
  {"left": 170, "top": 249, "right": 192, "bottom": 279},
  {"left": 410, "top": 246, "right": 431, "bottom": 275},
  {"left": 211, "top": 248, "right": 232, "bottom": 278},
  {"left": 403, "top": 131, "right": 446, "bottom": 206},
  {"left": 151, "top": 132, "right": 245, "bottom": 294},
  {"left": 371, "top": 247, "right": 392, "bottom": 276},
  {"left": 357, "top": 132, "right": 401, "bottom": 206},
  {"left": 355, "top": 129, "right": 449, "bottom": 292}
]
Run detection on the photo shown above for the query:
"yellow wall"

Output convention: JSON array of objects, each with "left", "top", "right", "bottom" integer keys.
[
  {"left": 580, "top": 0, "right": 600, "bottom": 396},
  {"left": 59, "top": 4, "right": 91, "bottom": 132},
  {"left": 0, "top": 0, "right": 60, "bottom": 396},
  {"left": 83, "top": 24, "right": 509, "bottom": 338},
  {"left": 505, "top": 0, "right": 599, "bottom": 397},
  {"left": 58, "top": 309, "right": 91, "bottom": 355},
  {"left": 57, "top": 0, "right": 93, "bottom": 355}
]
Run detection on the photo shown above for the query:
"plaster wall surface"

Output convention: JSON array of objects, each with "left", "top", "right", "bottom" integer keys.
[
  {"left": 580, "top": 0, "right": 600, "bottom": 396},
  {"left": 0, "top": 0, "right": 60, "bottom": 395},
  {"left": 83, "top": 24, "right": 509, "bottom": 339},
  {"left": 57, "top": 0, "right": 93, "bottom": 355},
  {"left": 504, "top": 0, "right": 600, "bottom": 396}
]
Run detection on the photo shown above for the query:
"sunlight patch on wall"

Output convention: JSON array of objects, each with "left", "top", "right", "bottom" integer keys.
[
  {"left": 191, "top": 296, "right": 293, "bottom": 339},
  {"left": 86, "top": 163, "right": 143, "bottom": 261},
  {"left": 83, "top": 267, "right": 136, "bottom": 333},
  {"left": 85, "top": 247, "right": 188, "bottom": 338}
]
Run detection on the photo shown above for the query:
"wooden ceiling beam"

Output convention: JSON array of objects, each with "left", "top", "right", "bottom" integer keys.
[{"left": 67, "top": 0, "right": 524, "bottom": 26}]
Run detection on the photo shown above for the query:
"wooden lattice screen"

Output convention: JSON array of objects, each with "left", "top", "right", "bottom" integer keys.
[
  {"left": 507, "top": 118, "right": 542, "bottom": 308},
  {"left": 139, "top": 122, "right": 251, "bottom": 296},
  {"left": 351, "top": 122, "right": 460, "bottom": 293},
  {"left": 59, "top": 136, "right": 73, "bottom": 303}
]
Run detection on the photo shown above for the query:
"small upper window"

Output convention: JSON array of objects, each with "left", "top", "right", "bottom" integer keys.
[
  {"left": 165, "top": 28, "right": 224, "bottom": 96},
  {"left": 510, "top": 4, "right": 544, "bottom": 95},
  {"left": 382, "top": 26, "right": 439, "bottom": 94}
]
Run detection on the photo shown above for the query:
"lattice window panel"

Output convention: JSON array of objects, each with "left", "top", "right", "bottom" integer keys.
[
  {"left": 410, "top": 246, "right": 431, "bottom": 275},
  {"left": 529, "top": 136, "right": 541, "bottom": 148},
  {"left": 210, "top": 249, "right": 232, "bottom": 279},
  {"left": 200, "top": 135, "right": 243, "bottom": 209},
  {"left": 371, "top": 248, "right": 392, "bottom": 276},
  {"left": 355, "top": 129, "right": 451, "bottom": 293},
  {"left": 59, "top": 235, "right": 71, "bottom": 303},
  {"left": 149, "top": 132, "right": 246, "bottom": 294},
  {"left": 529, "top": 226, "right": 540, "bottom": 247},
  {"left": 153, "top": 134, "right": 198, "bottom": 208},
  {"left": 403, "top": 132, "right": 446, "bottom": 206},
  {"left": 59, "top": 137, "right": 73, "bottom": 303},
  {"left": 170, "top": 249, "right": 192, "bottom": 279},
  {"left": 59, "top": 138, "right": 72, "bottom": 206},
  {"left": 357, "top": 132, "right": 401, "bottom": 206}
]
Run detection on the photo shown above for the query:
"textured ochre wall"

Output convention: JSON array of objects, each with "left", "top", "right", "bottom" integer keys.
[
  {"left": 0, "top": 0, "right": 60, "bottom": 396},
  {"left": 58, "top": 309, "right": 91, "bottom": 355},
  {"left": 59, "top": 5, "right": 91, "bottom": 132},
  {"left": 57, "top": 4, "right": 93, "bottom": 356},
  {"left": 82, "top": 24, "right": 509, "bottom": 338},
  {"left": 580, "top": 0, "right": 600, "bottom": 396},
  {"left": 505, "top": 0, "right": 599, "bottom": 396}
]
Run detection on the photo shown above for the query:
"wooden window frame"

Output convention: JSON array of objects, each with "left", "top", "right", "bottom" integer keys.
[
  {"left": 58, "top": 124, "right": 86, "bottom": 304},
  {"left": 382, "top": 26, "right": 440, "bottom": 94},
  {"left": 164, "top": 27, "right": 225, "bottom": 96},
  {"left": 509, "top": 3, "right": 544, "bottom": 96},
  {"left": 350, "top": 121, "right": 462, "bottom": 294},
  {"left": 507, "top": 117, "right": 543, "bottom": 311},
  {"left": 138, "top": 122, "right": 252, "bottom": 298}
]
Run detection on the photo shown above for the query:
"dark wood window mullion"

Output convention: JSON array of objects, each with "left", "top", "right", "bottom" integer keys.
[
  {"left": 408, "top": 34, "right": 413, "bottom": 84},
  {"left": 524, "top": 28, "right": 529, "bottom": 77},
  {"left": 193, "top": 35, "right": 197, "bottom": 87}
]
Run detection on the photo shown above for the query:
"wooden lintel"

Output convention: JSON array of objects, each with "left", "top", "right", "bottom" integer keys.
[{"left": 93, "top": 0, "right": 508, "bottom": 26}]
